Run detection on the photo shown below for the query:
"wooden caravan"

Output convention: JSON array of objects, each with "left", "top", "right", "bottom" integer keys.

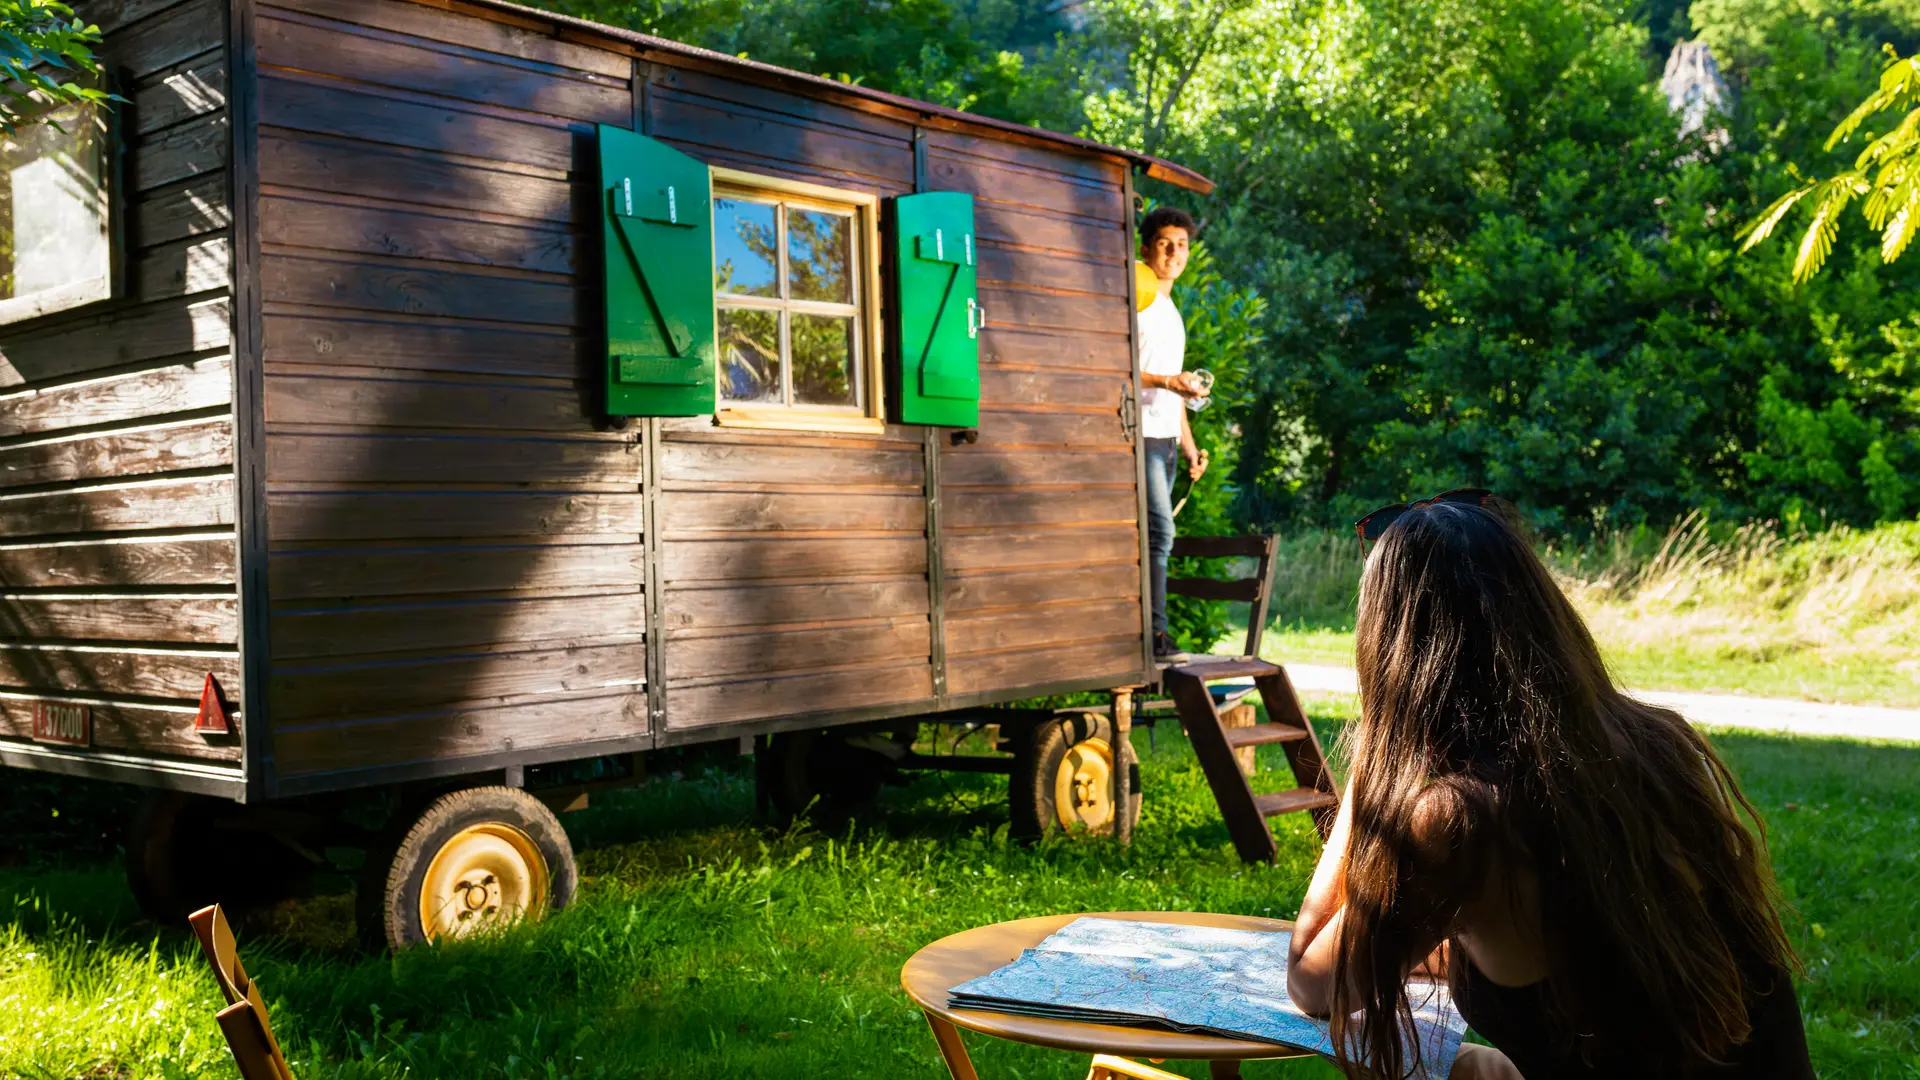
[{"left": 0, "top": 0, "right": 1263, "bottom": 943}]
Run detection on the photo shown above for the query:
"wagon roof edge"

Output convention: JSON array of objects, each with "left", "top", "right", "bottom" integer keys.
[{"left": 452, "top": 0, "right": 1217, "bottom": 195}]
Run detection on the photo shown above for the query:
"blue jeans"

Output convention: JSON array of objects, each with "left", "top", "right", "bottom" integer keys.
[{"left": 1145, "top": 438, "right": 1178, "bottom": 635}]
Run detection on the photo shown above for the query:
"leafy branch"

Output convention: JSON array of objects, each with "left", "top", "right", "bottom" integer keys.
[
  {"left": 1738, "top": 45, "right": 1920, "bottom": 282},
  {"left": 1, "top": 0, "right": 117, "bottom": 132}
]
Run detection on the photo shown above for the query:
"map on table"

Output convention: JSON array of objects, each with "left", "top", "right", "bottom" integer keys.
[{"left": 948, "top": 917, "right": 1466, "bottom": 1078}]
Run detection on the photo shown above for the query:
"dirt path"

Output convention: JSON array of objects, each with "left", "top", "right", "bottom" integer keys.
[{"left": 1282, "top": 664, "right": 1920, "bottom": 744}]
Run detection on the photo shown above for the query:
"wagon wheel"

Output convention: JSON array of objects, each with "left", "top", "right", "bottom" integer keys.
[
  {"left": 1008, "top": 712, "right": 1142, "bottom": 839},
  {"left": 358, "top": 786, "right": 576, "bottom": 951}
]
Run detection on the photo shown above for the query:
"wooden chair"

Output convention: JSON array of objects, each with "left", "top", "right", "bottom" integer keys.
[
  {"left": 1154, "top": 536, "right": 1341, "bottom": 859},
  {"left": 188, "top": 904, "right": 297, "bottom": 1080},
  {"left": 1165, "top": 534, "right": 1283, "bottom": 660},
  {"left": 1138, "top": 534, "right": 1283, "bottom": 720},
  {"left": 1087, "top": 1053, "right": 1240, "bottom": 1080}
]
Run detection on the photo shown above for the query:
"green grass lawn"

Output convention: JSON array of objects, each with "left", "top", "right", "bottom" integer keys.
[
  {"left": 2, "top": 700, "right": 1916, "bottom": 1078},
  {"left": 1259, "top": 626, "right": 1920, "bottom": 708}
]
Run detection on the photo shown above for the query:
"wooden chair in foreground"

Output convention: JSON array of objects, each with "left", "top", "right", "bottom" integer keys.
[
  {"left": 1087, "top": 1054, "right": 1212, "bottom": 1080},
  {"left": 188, "top": 904, "right": 297, "bottom": 1080}
]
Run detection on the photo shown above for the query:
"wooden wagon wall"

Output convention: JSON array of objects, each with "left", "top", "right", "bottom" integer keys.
[
  {"left": 926, "top": 133, "right": 1145, "bottom": 700},
  {"left": 249, "top": 0, "right": 647, "bottom": 786},
  {"left": 246, "top": 0, "right": 1146, "bottom": 786},
  {"left": 644, "top": 68, "right": 936, "bottom": 737},
  {"left": 0, "top": 0, "right": 240, "bottom": 778}
]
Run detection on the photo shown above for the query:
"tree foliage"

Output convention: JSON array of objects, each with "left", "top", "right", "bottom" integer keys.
[
  {"left": 1, "top": 0, "right": 113, "bottom": 131},
  {"left": 1096, "top": 0, "right": 1920, "bottom": 534},
  {"left": 533, "top": 0, "right": 1920, "bottom": 545},
  {"left": 1159, "top": 242, "right": 1270, "bottom": 647},
  {"left": 1740, "top": 46, "right": 1920, "bottom": 282},
  {"left": 546, "top": 0, "right": 1073, "bottom": 119}
]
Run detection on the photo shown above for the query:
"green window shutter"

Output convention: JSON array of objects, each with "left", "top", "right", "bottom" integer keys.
[
  {"left": 599, "top": 124, "right": 716, "bottom": 417},
  {"left": 891, "top": 191, "right": 980, "bottom": 427}
]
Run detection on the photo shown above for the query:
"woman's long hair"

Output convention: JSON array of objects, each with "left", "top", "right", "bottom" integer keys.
[{"left": 1330, "top": 502, "right": 1794, "bottom": 1079}]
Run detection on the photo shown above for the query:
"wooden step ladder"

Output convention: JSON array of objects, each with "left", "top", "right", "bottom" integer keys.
[{"left": 1163, "top": 657, "right": 1339, "bottom": 864}]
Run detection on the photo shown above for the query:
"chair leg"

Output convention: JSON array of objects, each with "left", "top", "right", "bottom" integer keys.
[
  {"left": 924, "top": 1013, "right": 981, "bottom": 1080},
  {"left": 1086, "top": 1054, "right": 1193, "bottom": 1080}
]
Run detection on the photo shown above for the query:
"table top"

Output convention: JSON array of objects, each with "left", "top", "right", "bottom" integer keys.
[{"left": 900, "top": 910, "right": 1311, "bottom": 1061}]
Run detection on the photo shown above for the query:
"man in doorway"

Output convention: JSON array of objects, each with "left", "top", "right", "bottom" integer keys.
[{"left": 1136, "top": 206, "right": 1208, "bottom": 663}]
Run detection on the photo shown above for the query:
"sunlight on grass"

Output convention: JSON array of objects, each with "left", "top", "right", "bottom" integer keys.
[
  {"left": 0, "top": 902, "right": 232, "bottom": 1076},
  {"left": 2, "top": 709, "right": 1914, "bottom": 1078}
]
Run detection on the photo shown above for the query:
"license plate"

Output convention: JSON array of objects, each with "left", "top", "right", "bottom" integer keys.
[{"left": 30, "top": 701, "right": 91, "bottom": 747}]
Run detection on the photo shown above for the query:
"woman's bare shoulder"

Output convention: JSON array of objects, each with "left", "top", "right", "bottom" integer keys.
[{"left": 1408, "top": 780, "right": 1479, "bottom": 869}]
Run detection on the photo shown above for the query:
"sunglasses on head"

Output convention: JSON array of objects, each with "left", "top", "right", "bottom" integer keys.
[{"left": 1353, "top": 488, "right": 1494, "bottom": 545}]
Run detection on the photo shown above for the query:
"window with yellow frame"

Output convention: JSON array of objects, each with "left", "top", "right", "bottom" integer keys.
[{"left": 710, "top": 169, "right": 884, "bottom": 434}]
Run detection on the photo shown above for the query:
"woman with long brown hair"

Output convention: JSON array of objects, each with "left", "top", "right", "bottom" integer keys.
[{"left": 1287, "top": 493, "right": 1814, "bottom": 1079}]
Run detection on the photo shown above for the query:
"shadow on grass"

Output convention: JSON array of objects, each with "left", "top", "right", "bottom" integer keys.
[{"left": 5, "top": 722, "right": 1914, "bottom": 1078}]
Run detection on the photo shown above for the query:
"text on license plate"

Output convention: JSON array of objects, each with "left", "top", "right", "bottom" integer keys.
[{"left": 30, "top": 701, "right": 91, "bottom": 747}]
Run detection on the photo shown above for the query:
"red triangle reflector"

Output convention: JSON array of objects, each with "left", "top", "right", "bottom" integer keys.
[{"left": 195, "top": 673, "right": 231, "bottom": 734}]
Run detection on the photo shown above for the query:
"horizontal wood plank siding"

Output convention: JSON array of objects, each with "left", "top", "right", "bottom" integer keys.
[
  {"left": 646, "top": 66, "right": 914, "bottom": 196},
  {"left": 0, "top": 0, "right": 240, "bottom": 767},
  {"left": 635, "top": 58, "right": 934, "bottom": 730},
  {"left": 244, "top": 0, "right": 1148, "bottom": 772},
  {"left": 256, "top": 0, "right": 648, "bottom": 778},
  {"left": 656, "top": 421, "right": 935, "bottom": 729},
  {"left": 928, "top": 132, "right": 1148, "bottom": 694},
  {"left": 670, "top": 662, "right": 935, "bottom": 729},
  {"left": 269, "top": 643, "right": 645, "bottom": 722},
  {"left": 272, "top": 690, "right": 644, "bottom": 775},
  {"left": 268, "top": 540, "right": 643, "bottom": 599}
]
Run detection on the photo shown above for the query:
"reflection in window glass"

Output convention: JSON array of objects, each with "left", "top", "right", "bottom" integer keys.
[
  {"left": 787, "top": 209, "right": 851, "bottom": 303},
  {"left": 719, "top": 307, "right": 781, "bottom": 403},
  {"left": 2, "top": 101, "right": 109, "bottom": 319},
  {"left": 712, "top": 198, "right": 777, "bottom": 297},
  {"left": 790, "top": 313, "right": 856, "bottom": 408},
  {"left": 711, "top": 184, "right": 867, "bottom": 417}
]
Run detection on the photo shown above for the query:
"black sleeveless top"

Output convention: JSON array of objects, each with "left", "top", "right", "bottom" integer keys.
[{"left": 1454, "top": 954, "right": 1816, "bottom": 1078}]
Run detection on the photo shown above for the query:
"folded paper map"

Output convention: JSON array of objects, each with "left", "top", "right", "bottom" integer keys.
[{"left": 948, "top": 917, "right": 1466, "bottom": 1077}]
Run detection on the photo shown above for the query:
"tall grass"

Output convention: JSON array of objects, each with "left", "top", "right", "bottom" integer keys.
[
  {"left": 1257, "top": 518, "right": 1920, "bottom": 705},
  {"left": 1556, "top": 516, "right": 1920, "bottom": 654}
]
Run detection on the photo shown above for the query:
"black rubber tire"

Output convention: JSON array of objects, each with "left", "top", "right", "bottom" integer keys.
[
  {"left": 357, "top": 786, "right": 576, "bottom": 952},
  {"left": 760, "top": 728, "right": 905, "bottom": 821},
  {"left": 1008, "top": 713, "right": 1142, "bottom": 840},
  {"left": 125, "top": 791, "right": 311, "bottom": 923}
]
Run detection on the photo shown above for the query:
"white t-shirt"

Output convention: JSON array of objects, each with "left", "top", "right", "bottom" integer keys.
[{"left": 1137, "top": 290, "right": 1186, "bottom": 440}]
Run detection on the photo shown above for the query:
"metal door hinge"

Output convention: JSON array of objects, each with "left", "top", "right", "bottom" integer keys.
[{"left": 1120, "top": 383, "right": 1138, "bottom": 442}]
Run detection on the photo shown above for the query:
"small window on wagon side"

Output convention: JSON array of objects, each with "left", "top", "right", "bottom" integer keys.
[
  {"left": 1, "top": 100, "right": 113, "bottom": 326},
  {"left": 710, "top": 169, "right": 883, "bottom": 434}
]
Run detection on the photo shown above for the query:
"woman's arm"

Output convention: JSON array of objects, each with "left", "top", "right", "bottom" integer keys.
[
  {"left": 1288, "top": 781, "right": 1463, "bottom": 1014},
  {"left": 1450, "top": 1043, "right": 1525, "bottom": 1079},
  {"left": 1287, "top": 778, "right": 1354, "bottom": 1015}
]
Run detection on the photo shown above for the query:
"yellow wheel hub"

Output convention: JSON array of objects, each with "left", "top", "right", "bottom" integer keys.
[
  {"left": 1054, "top": 736, "right": 1115, "bottom": 832},
  {"left": 419, "top": 822, "right": 549, "bottom": 942}
]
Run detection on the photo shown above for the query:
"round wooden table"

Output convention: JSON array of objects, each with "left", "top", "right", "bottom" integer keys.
[{"left": 901, "top": 910, "right": 1311, "bottom": 1080}]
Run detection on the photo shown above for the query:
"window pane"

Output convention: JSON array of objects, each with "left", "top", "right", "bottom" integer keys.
[
  {"left": 719, "top": 306, "right": 782, "bottom": 404},
  {"left": 787, "top": 209, "right": 851, "bottom": 304},
  {"left": 713, "top": 198, "right": 777, "bottom": 297},
  {"left": 2, "top": 102, "right": 107, "bottom": 303},
  {"left": 790, "top": 313, "right": 857, "bottom": 408}
]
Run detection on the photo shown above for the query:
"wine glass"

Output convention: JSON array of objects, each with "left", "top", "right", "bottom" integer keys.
[{"left": 1185, "top": 369, "right": 1215, "bottom": 412}]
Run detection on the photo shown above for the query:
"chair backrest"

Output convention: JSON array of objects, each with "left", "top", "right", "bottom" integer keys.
[
  {"left": 189, "top": 904, "right": 296, "bottom": 1080},
  {"left": 1166, "top": 534, "right": 1281, "bottom": 658}
]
